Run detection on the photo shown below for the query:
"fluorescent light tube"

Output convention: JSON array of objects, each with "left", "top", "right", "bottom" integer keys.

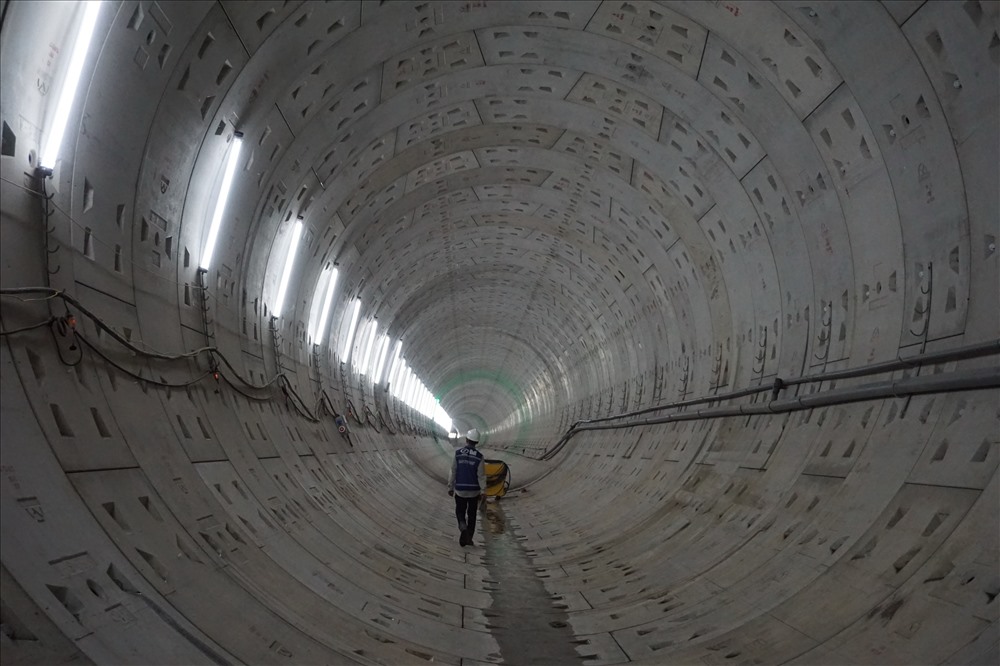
[
  {"left": 409, "top": 375, "right": 419, "bottom": 406},
  {"left": 341, "top": 299, "right": 361, "bottom": 363},
  {"left": 272, "top": 220, "right": 303, "bottom": 317},
  {"left": 40, "top": 1, "right": 103, "bottom": 169},
  {"left": 366, "top": 332, "right": 380, "bottom": 376},
  {"left": 409, "top": 373, "right": 418, "bottom": 405},
  {"left": 387, "top": 340, "right": 402, "bottom": 386},
  {"left": 307, "top": 270, "right": 329, "bottom": 339},
  {"left": 402, "top": 369, "right": 414, "bottom": 403},
  {"left": 370, "top": 333, "right": 383, "bottom": 377},
  {"left": 359, "top": 320, "right": 378, "bottom": 373},
  {"left": 389, "top": 360, "right": 400, "bottom": 395},
  {"left": 311, "top": 267, "right": 338, "bottom": 342},
  {"left": 394, "top": 362, "right": 408, "bottom": 397},
  {"left": 199, "top": 135, "right": 243, "bottom": 269},
  {"left": 373, "top": 335, "right": 391, "bottom": 382}
]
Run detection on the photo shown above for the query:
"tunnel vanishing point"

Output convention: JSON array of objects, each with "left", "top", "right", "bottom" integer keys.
[{"left": 1, "top": 1, "right": 998, "bottom": 664}]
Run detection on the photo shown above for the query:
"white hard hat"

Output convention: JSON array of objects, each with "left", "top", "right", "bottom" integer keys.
[{"left": 466, "top": 428, "right": 480, "bottom": 443}]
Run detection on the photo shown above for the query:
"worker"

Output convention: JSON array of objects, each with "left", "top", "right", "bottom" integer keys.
[{"left": 447, "top": 428, "right": 486, "bottom": 546}]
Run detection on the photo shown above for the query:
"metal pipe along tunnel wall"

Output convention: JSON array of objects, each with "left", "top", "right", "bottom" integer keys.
[{"left": 0, "top": 1, "right": 997, "bottom": 664}]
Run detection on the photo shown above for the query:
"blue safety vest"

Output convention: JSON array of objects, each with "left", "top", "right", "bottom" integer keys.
[{"left": 454, "top": 447, "right": 483, "bottom": 492}]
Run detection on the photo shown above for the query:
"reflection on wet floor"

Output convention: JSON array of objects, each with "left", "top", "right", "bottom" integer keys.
[
  {"left": 485, "top": 503, "right": 506, "bottom": 534},
  {"left": 480, "top": 502, "right": 583, "bottom": 665}
]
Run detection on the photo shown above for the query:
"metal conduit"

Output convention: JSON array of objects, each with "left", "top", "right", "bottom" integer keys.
[
  {"left": 574, "top": 338, "right": 1000, "bottom": 427},
  {"left": 572, "top": 366, "right": 1000, "bottom": 431},
  {"left": 540, "top": 342, "right": 1000, "bottom": 461}
]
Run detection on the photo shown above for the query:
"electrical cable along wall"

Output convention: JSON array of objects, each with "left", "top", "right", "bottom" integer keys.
[{"left": 1, "top": 1, "right": 998, "bottom": 664}]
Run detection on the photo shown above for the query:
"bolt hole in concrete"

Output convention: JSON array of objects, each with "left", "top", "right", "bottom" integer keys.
[{"left": 480, "top": 501, "right": 583, "bottom": 664}]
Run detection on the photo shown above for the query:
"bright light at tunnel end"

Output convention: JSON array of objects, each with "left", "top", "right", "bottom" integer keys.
[{"left": 39, "top": 1, "right": 103, "bottom": 170}]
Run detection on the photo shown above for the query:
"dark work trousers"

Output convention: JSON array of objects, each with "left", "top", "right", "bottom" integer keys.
[{"left": 454, "top": 494, "right": 481, "bottom": 537}]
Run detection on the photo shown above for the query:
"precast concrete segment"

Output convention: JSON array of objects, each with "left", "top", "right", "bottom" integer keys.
[{"left": 1, "top": 0, "right": 998, "bottom": 665}]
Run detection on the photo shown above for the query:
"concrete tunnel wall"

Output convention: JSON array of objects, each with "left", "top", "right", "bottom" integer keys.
[{"left": 0, "top": 0, "right": 997, "bottom": 664}]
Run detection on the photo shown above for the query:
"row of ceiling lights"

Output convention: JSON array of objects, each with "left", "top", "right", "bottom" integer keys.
[{"left": 42, "top": 1, "right": 454, "bottom": 432}]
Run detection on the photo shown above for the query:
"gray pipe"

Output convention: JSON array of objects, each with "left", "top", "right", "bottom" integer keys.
[
  {"left": 573, "top": 338, "right": 999, "bottom": 428},
  {"left": 574, "top": 366, "right": 999, "bottom": 432},
  {"left": 540, "top": 364, "right": 999, "bottom": 458}
]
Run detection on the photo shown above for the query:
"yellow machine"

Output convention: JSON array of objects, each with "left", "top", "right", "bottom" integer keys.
[{"left": 483, "top": 459, "right": 511, "bottom": 498}]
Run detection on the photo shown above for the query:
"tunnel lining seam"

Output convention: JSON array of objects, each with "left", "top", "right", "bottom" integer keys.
[{"left": 217, "top": 2, "right": 251, "bottom": 59}]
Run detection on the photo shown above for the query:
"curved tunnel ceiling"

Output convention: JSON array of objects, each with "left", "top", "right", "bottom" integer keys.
[{"left": 1, "top": 0, "right": 998, "bottom": 664}]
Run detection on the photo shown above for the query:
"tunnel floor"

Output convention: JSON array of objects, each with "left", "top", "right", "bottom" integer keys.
[{"left": 476, "top": 501, "right": 583, "bottom": 665}]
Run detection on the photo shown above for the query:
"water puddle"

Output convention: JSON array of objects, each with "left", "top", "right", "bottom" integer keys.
[{"left": 479, "top": 502, "right": 583, "bottom": 665}]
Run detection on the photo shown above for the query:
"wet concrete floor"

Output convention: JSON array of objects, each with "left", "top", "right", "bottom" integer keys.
[{"left": 478, "top": 501, "right": 583, "bottom": 665}]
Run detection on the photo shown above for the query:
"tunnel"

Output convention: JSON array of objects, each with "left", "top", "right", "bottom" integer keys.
[{"left": 1, "top": 0, "right": 998, "bottom": 664}]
